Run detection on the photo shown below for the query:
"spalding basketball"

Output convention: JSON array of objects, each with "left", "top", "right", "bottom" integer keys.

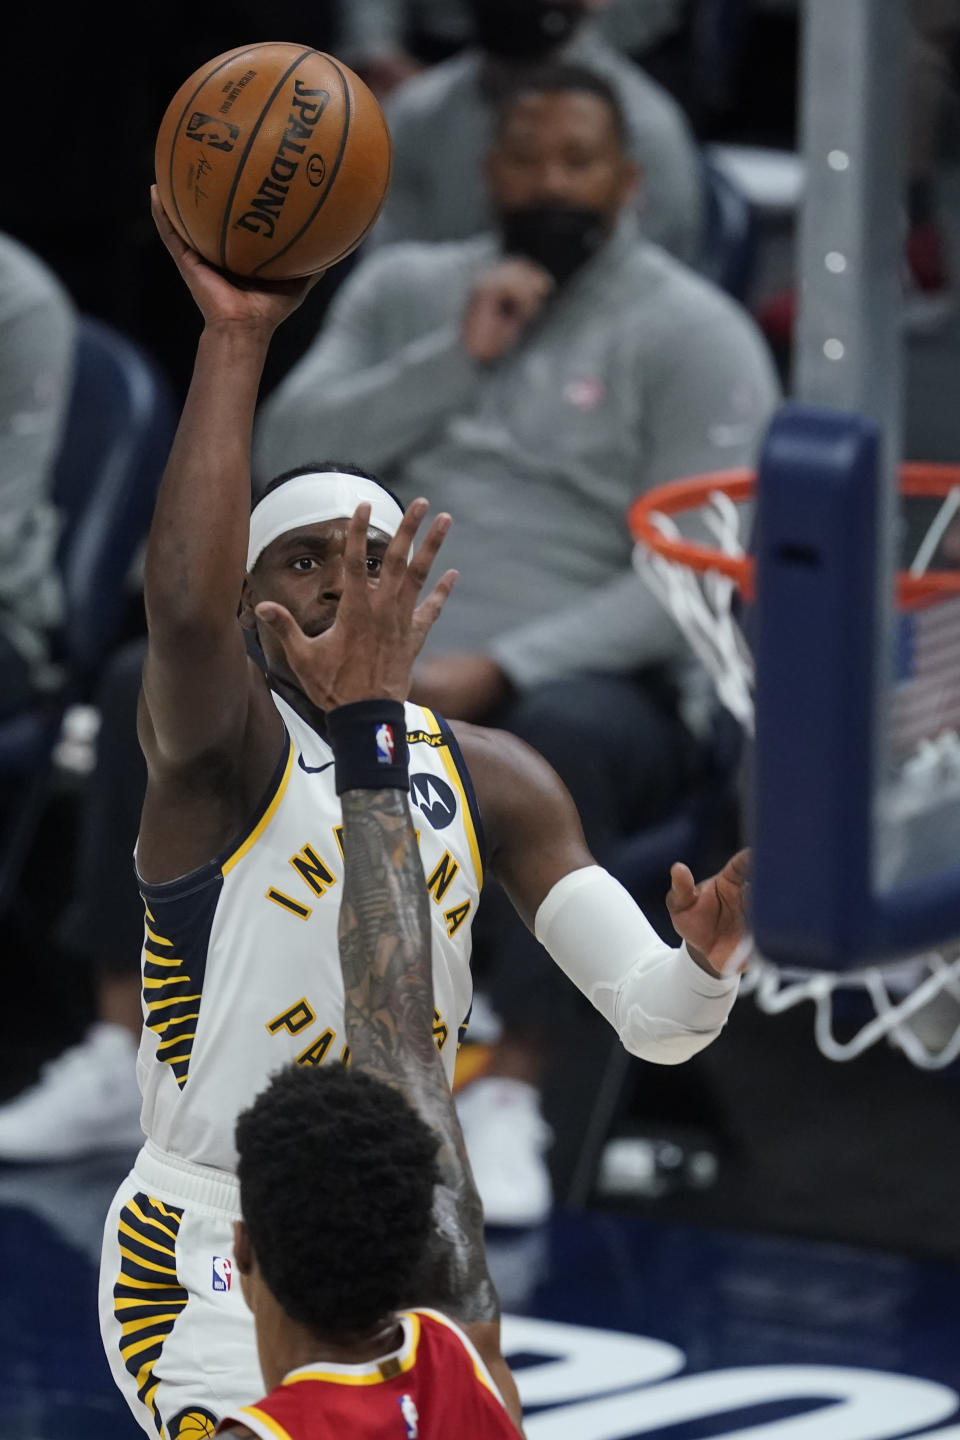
[{"left": 155, "top": 43, "right": 392, "bottom": 279}]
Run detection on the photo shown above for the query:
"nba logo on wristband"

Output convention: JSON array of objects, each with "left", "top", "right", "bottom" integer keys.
[{"left": 375, "top": 723, "right": 395, "bottom": 764}]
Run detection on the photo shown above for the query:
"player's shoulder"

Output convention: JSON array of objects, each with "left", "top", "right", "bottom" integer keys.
[
  {"left": 449, "top": 719, "right": 569, "bottom": 818},
  {"left": 407, "top": 1309, "right": 499, "bottom": 1383}
]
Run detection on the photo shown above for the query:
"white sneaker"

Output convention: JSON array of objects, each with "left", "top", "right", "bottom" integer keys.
[
  {"left": 0, "top": 1024, "right": 143, "bottom": 1163},
  {"left": 455, "top": 1077, "right": 553, "bottom": 1228}
]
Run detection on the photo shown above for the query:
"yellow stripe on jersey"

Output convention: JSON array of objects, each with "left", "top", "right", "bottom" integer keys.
[
  {"left": 284, "top": 1314, "right": 421, "bottom": 1388},
  {"left": 417, "top": 709, "right": 483, "bottom": 890},
  {"left": 239, "top": 1406, "right": 296, "bottom": 1440},
  {"left": 222, "top": 738, "right": 295, "bottom": 876}
]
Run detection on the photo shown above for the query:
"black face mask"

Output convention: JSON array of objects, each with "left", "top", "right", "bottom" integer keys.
[
  {"left": 500, "top": 204, "right": 608, "bottom": 284},
  {"left": 467, "top": 0, "right": 585, "bottom": 61}
]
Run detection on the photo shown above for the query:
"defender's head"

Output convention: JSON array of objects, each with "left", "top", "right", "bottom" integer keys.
[
  {"left": 241, "top": 462, "right": 404, "bottom": 687},
  {"left": 487, "top": 64, "right": 639, "bottom": 283},
  {"left": 233, "top": 1063, "right": 440, "bottom": 1368}
]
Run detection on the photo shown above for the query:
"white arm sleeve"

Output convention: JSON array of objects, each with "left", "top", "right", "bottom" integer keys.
[{"left": 534, "top": 866, "right": 740, "bottom": 1064}]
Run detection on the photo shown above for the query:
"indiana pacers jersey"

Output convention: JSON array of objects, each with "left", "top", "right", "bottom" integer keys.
[
  {"left": 216, "top": 1308, "right": 517, "bottom": 1439},
  {"left": 136, "top": 693, "right": 483, "bottom": 1174}
]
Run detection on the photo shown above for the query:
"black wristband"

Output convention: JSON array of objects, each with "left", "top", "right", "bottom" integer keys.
[{"left": 326, "top": 700, "right": 410, "bottom": 794}]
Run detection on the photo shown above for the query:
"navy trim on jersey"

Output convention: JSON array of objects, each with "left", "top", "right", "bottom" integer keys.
[{"left": 434, "top": 713, "right": 489, "bottom": 877}]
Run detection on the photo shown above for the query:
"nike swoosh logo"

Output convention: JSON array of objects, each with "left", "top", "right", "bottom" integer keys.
[{"left": 298, "top": 756, "right": 334, "bottom": 775}]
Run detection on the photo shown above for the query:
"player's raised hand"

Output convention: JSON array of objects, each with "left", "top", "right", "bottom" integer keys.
[
  {"left": 666, "top": 848, "right": 752, "bottom": 978},
  {"left": 256, "top": 499, "right": 458, "bottom": 710},
  {"left": 150, "top": 187, "right": 322, "bottom": 330}
]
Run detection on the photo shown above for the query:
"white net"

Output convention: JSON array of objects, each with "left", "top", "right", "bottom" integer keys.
[{"left": 632, "top": 480, "right": 960, "bottom": 1069}]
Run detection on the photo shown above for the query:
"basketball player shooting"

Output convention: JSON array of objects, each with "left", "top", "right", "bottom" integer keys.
[
  {"left": 98, "top": 188, "right": 748, "bottom": 1439},
  {"left": 215, "top": 501, "right": 523, "bottom": 1437}
]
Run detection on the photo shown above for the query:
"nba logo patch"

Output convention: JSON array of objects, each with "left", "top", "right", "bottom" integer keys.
[
  {"left": 376, "top": 723, "right": 395, "bottom": 765},
  {"left": 399, "top": 1394, "right": 419, "bottom": 1438},
  {"left": 211, "top": 1256, "right": 232, "bottom": 1292}
]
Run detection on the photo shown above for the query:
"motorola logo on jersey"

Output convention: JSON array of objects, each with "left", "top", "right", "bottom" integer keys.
[{"left": 409, "top": 773, "right": 457, "bottom": 830}]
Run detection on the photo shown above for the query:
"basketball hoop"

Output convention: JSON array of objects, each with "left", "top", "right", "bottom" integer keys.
[{"left": 629, "top": 462, "right": 960, "bottom": 1069}]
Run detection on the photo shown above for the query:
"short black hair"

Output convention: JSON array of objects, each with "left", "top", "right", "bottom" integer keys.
[
  {"left": 236, "top": 1063, "right": 441, "bottom": 1337},
  {"left": 493, "top": 62, "right": 628, "bottom": 146},
  {"left": 255, "top": 460, "right": 403, "bottom": 513}
]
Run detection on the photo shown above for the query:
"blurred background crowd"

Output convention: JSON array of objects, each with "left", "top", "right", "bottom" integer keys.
[{"left": 2, "top": 0, "right": 960, "bottom": 1252}]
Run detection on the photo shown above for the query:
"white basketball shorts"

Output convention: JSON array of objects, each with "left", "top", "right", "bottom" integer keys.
[{"left": 99, "top": 1141, "right": 261, "bottom": 1440}]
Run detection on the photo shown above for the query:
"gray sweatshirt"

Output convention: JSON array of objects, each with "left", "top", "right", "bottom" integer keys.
[
  {"left": 373, "top": 23, "right": 704, "bottom": 263},
  {"left": 0, "top": 233, "right": 73, "bottom": 680},
  {"left": 254, "top": 220, "right": 780, "bottom": 689}
]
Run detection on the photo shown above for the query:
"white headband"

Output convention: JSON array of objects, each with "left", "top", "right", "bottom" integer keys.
[{"left": 247, "top": 472, "right": 404, "bottom": 571}]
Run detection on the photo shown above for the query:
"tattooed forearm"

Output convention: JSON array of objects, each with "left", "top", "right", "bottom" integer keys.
[{"left": 338, "top": 787, "right": 499, "bottom": 1326}]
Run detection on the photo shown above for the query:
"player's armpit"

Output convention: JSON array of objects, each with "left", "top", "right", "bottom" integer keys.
[
  {"left": 139, "top": 635, "right": 272, "bottom": 773},
  {"left": 451, "top": 721, "right": 595, "bottom": 931}
]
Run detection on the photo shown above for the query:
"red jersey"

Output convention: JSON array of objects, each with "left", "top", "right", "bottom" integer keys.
[{"left": 216, "top": 1308, "right": 517, "bottom": 1439}]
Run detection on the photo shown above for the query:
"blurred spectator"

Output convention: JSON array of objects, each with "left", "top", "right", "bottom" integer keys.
[
  {"left": 904, "top": 0, "right": 960, "bottom": 325},
  {"left": 255, "top": 65, "right": 779, "bottom": 1225},
  {"left": 337, "top": 0, "right": 687, "bottom": 94},
  {"left": 370, "top": 0, "right": 705, "bottom": 263},
  {"left": 0, "top": 233, "right": 74, "bottom": 720},
  {"left": 0, "top": 640, "right": 146, "bottom": 1161}
]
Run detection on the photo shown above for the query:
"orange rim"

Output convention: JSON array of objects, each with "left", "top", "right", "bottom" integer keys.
[{"left": 628, "top": 463, "right": 960, "bottom": 609}]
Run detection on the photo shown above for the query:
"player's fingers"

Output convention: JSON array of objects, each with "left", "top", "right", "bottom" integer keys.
[
  {"left": 255, "top": 601, "right": 312, "bottom": 663},
  {"left": 404, "top": 512, "right": 452, "bottom": 597},
  {"left": 342, "top": 503, "right": 373, "bottom": 581},
  {"left": 725, "top": 848, "right": 752, "bottom": 886},
  {"left": 665, "top": 861, "right": 697, "bottom": 913},
  {"left": 412, "top": 569, "right": 459, "bottom": 636},
  {"left": 380, "top": 498, "right": 430, "bottom": 590}
]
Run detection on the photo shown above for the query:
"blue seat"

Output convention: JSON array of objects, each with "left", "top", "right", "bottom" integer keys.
[
  {"left": 699, "top": 156, "right": 760, "bottom": 305},
  {"left": 0, "top": 316, "right": 177, "bottom": 911}
]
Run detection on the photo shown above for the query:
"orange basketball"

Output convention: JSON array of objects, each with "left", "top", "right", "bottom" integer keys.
[{"left": 155, "top": 43, "right": 392, "bottom": 279}]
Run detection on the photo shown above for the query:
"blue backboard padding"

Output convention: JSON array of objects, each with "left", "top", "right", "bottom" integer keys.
[{"left": 751, "top": 404, "right": 960, "bottom": 966}]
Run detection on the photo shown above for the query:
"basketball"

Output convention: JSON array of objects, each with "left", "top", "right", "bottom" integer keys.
[{"left": 155, "top": 43, "right": 392, "bottom": 279}]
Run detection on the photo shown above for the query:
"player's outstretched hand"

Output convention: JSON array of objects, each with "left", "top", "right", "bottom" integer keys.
[
  {"left": 666, "top": 848, "right": 752, "bottom": 978},
  {"left": 256, "top": 499, "right": 458, "bottom": 710},
  {"left": 150, "top": 186, "right": 323, "bottom": 331}
]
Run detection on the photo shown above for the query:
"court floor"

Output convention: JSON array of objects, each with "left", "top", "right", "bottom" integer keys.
[{"left": 2, "top": 1146, "right": 959, "bottom": 1440}]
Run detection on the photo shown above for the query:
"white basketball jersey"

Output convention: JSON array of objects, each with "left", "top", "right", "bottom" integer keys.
[{"left": 136, "top": 694, "right": 483, "bottom": 1173}]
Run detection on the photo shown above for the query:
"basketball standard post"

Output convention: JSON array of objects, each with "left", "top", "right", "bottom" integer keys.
[{"left": 749, "top": 0, "right": 960, "bottom": 966}]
